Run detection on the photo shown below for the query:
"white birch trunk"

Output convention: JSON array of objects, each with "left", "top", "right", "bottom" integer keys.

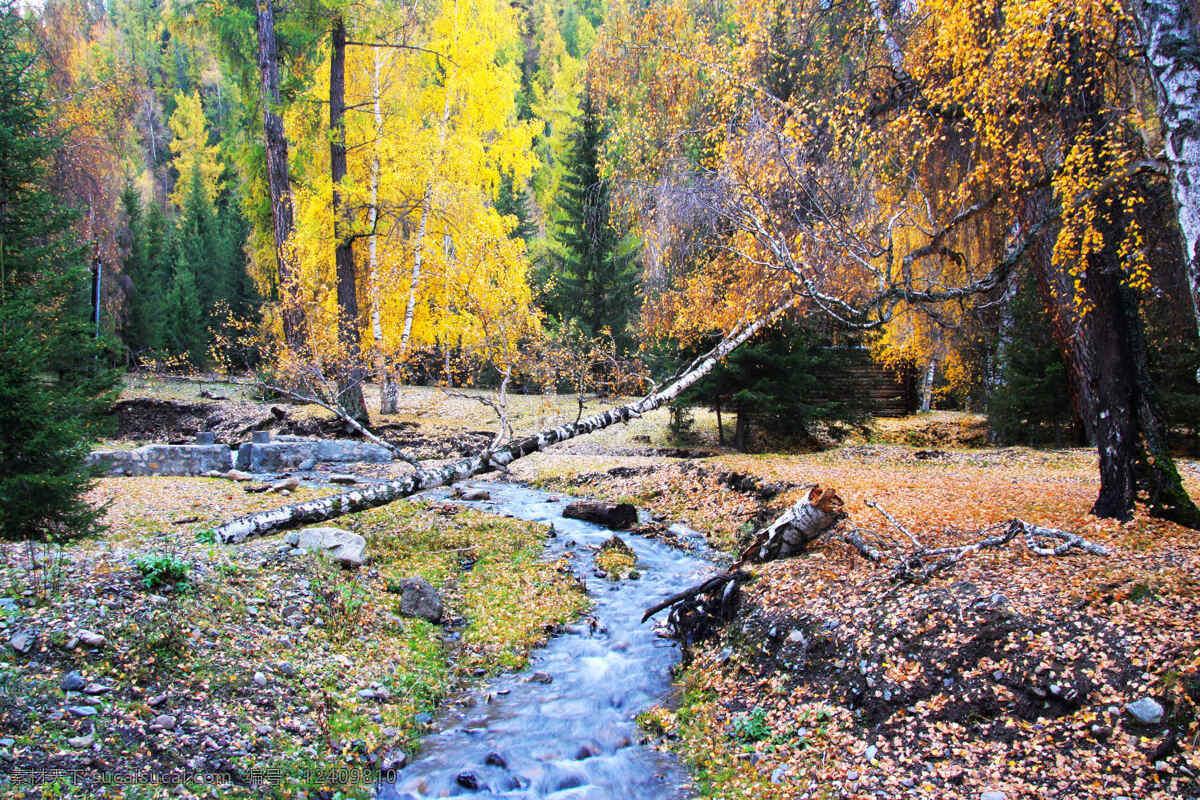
[
  {"left": 397, "top": 80, "right": 455, "bottom": 358},
  {"left": 367, "top": 49, "right": 399, "bottom": 414},
  {"left": 214, "top": 298, "right": 796, "bottom": 542},
  {"left": 1136, "top": 0, "right": 1200, "bottom": 370},
  {"left": 919, "top": 357, "right": 938, "bottom": 412}
]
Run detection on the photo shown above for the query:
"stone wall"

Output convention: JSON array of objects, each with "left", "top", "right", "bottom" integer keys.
[
  {"left": 234, "top": 438, "right": 394, "bottom": 472},
  {"left": 87, "top": 444, "right": 234, "bottom": 477}
]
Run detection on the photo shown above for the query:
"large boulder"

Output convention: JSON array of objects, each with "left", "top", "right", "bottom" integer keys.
[
  {"left": 562, "top": 501, "right": 638, "bottom": 530},
  {"left": 285, "top": 527, "right": 366, "bottom": 567},
  {"left": 392, "top": 577, "right": 443, "bottom": 623}
]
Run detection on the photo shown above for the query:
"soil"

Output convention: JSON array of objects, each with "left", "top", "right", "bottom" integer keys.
[{"left": 108, "top": 398, "right": 493, "bottom": 461}]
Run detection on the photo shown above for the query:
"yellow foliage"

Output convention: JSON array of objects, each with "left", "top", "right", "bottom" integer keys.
[
  {"left": 167, "top": 90, "right": 223, "bottom": 209},
  {"left": 282, "top": 0, "right": 541, "bottom": 372}
]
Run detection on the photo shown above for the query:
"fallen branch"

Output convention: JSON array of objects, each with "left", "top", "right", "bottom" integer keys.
[
  {"left": 641, "top": 570, "right": 750, "bottom": 623},
  {"left": 890, "top": 517, "right": 1111, "bottom": 583},
  {"left": 643, "top": 493, "right": 1112, "bottom": 641},
  {"left": 214, "top": 298, "right": 797, "bottom": 543}
]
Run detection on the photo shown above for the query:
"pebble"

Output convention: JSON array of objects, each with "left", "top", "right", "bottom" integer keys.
[
  {"left": 864, "top": 744, "right": 878, "bottom": 761},
  {"left": 68, "top": 734, "right": 94, "bottom": 748},
  {"left": 0, "top": 598, "right": 16, "bottom": 612},
  {"left": 76, "top": 629, "right": 106, "bottom": 648},
  {"left": 456, "top": 771, "right": 480, "bottom": 790},
  {"left": 147, "top": 694, "right": 168, "bottom": 707},
  {"left": 253, "top": 671, "right": 268, "bottom": 687},
  {"left": 414, "top": 712, "right": 433, "bottom": 725},
  {"left": 485, "top": 751, "right": 507, "bottom": 768},
  {"left": 771, "top": 764, "right": 790, "bottom": 784},
  {"left": 277, "top": 662, "right": 295, "bottom": 677},
  {"left": 1125, "top": 697, "right": 1164, "bottom": 725},
  {"left": 152, "top": 714, "right": 177, "bottom": 730},
  {"left": 68, "top": 705, "right": 97, "bottom": 717},
  {"left": 255, "top": 724, "right": 273, "bottom": 735},
  {"left": 9, "top": 631, "right": 34, "bottom": 654},
  {"left": 83, "top": 683, "right": 111, "bottom": 696},
  {"left": 980, "top": 792, "right": 1006, "bottom": 800},
  {"left": 61, "top": 670, "right": 86, "bottom": 692},
  {"left": 528, "top": 671, "right": 553, "bottom": 684},
  {"left": 381, "top": 750, "right": 407, "bottom": 771}
]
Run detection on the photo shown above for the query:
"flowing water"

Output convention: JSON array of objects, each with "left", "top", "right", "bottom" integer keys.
[{"left": 375, "top": 481, "right": 714, "bottom": 800}]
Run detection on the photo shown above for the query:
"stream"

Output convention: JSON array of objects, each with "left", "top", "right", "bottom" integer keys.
[{"left": 375, "top": 480, "right": 714, "bottom": 800}]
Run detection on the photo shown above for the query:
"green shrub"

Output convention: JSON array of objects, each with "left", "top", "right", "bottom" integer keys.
[
  {"left": 133, "top": 553, "right": 191, "bottom": 591},
  {"left": 730, "top": 706, "right": 771, "bottom": 743}
]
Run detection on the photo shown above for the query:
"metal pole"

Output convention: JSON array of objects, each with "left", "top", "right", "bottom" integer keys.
[{"left": 91, "top": 260, "right": 101, "bottom": 338}]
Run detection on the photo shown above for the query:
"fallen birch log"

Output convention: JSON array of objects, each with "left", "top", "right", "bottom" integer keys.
[
  {"left": 641, "top": 485, "right": 845, "bottom": 626},
  {"left": 214, "top": 298, "right": 797, "bottom": 543}
]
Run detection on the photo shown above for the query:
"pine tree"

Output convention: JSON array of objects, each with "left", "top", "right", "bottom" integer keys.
[
  {"left": 164, "top": 234, "right": 207, "bottom": 366},
  {"left": 0, "top": 6, "right": 119, "bottom": 543},
  {"left": 987, "top": 272, "right": 1078, "bottom": 445},
  {"left": 541, "top": 86, "right": 640, "bottom": 349},
  {"left": 680, "top": 322, "right": 865, "bottom": 451},
  {"left": 175, "top": 161, "right": 225, "bottom": 317}
]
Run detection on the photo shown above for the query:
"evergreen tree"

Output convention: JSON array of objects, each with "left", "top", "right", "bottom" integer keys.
[
  {"left": 987, "top": 272, "right": 1077, "bottom": 445},
  {"left": 496, "top": 174, "right": 536, "bottom": 244},
  {"left": 175, "top": 162, "right": 224, "bottom": 317},
  {"left": 0, "top": 7, "right": 119, "bottom": 542},
  {"left": 120, "top": 186, "right": 165, "bottom": 356},
  {"left": 541, "top": 86, "right": 640, "bottom": 349},
  {"left": 680, "top": 322, "right": 866, "bottom": 451},
  {"left": 164, "top": 237, "right": 207, "bottom": 365}
]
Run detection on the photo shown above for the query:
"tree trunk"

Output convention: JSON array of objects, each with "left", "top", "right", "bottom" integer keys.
[
  {"left": 734, "top": 405, "right": 748, "bottom": 452},
  {"left": 739, "top": 485, "right": 846, "bottom": 562},
  {"left": 214, "top": 298, "right": 796, "bottom": 542},
  {"left": 366, "top": 47, "right": 399, "bottom": 415},
  {"left": 919, "top": 356, "right": 937, "bottom": 412},
  {"left": 1135, "top": 0, "right": 1200, "bottom": 367},
  {"left": 330, "top": 16, "right": 368, "bottom": 424},
  {"left": 398, "top": 74, "right": 455, "bottom": 360},
  {"left": 254, "top": 0, "right": 304, "bottom": 349},
  {"left": 715, "top": 400, "right": 724, "bottom": 445},
  {"left": 1028, "top": 190, "right": 1200, "bottom": 527}
]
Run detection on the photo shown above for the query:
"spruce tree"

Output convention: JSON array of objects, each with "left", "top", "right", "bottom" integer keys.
[
  {"left": 120, "top": 185, "right": 166, "bottom": 357},
  {"left": 988, "top": 272, "right": 1077, "bottom": 445},
  {"left": 0, "top": 7, "right": 119, "bottom": 543},
  {"left": 680, "top": 322, "right": 865, "bottom": 451},
  {"left": 542, "top": 86, "right": 639, "bottom": 349}
]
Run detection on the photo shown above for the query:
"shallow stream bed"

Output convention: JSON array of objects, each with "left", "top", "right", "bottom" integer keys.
[{"left": 378, "top": 481, "right": 713, "bottom": 800}]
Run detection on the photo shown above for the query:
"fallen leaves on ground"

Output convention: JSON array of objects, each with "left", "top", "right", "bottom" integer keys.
[{"left": 0, "top": 477, "right": 587, "bottom": 799}]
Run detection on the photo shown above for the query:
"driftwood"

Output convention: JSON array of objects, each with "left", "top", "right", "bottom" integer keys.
[{"left": 213, "top": 298, "right": 797, "bottom": 543}]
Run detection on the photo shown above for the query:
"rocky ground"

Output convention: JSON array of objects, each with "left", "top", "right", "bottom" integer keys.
[
  {"left": 528, "top": 448, "right": 1200, "bottom": 800},
  {"left": 7, "top": 376, "right": 1198, "bottom": 799},
  {"left": 0, "top": 477, "right": 588, "bottom": 799}
]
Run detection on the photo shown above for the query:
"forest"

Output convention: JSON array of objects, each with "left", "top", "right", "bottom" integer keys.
[{"left": 1, "top": 0, "right": 1199, "bottom": 798}]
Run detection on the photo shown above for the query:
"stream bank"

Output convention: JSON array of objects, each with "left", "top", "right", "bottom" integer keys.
[{"left": 379, "top": 481, "right": 711, "bottom": 800}]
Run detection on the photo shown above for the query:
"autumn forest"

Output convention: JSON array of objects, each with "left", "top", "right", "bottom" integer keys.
[{"left": 2, "top": 0, "right": 1200, "bottom": 798}]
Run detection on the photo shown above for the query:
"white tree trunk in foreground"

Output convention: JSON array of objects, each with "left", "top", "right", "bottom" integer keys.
[
  {"left": 215, "top": 299, "right": 797, "bottom": 542},
  {"left": 1137, "top": 0, "right": 1200, "bottom": 361}
]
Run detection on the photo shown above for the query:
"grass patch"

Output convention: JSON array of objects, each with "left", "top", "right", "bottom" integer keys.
[
  {"left": 594, "top": 535, "right": 638, "bottom": 580},
  {"left": 0, "top": 478, "right": 589, "bottom": 800}
]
